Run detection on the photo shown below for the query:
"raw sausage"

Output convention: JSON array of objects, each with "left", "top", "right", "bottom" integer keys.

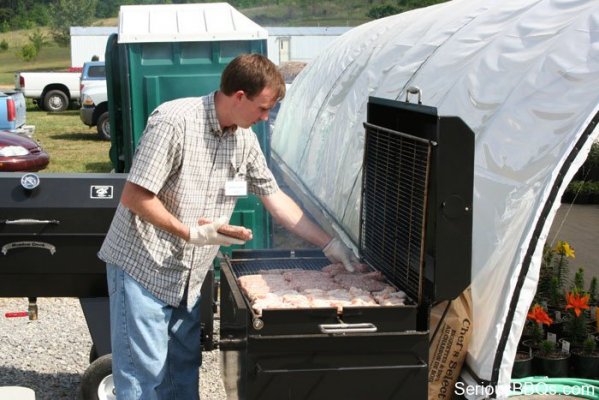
[
  {"left": 217, "top": 224, "right": 253, "bottom": 241},
  {"left": 197, "top": 217, "right": 253, "bottom": 241}
]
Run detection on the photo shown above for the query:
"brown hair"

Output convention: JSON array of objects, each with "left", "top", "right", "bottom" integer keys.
[{"left": 220, "top": 53, "right": 286, "bottom": 100}]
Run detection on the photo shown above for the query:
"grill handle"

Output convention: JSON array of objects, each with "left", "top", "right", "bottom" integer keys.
[
  {"left": 319, "top": 322, "right": 377, "bottom": 334},
  {"left": 1, "top": 219, "right": 60, "bottom": 225},
  {"left": 405, "top": 86, "right": 422, "bottom": 104},
  {"left": 256, "top": 359, "right": 427, "bottom": 375}
]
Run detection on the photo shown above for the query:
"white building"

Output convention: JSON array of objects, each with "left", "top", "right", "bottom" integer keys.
[
  {"left": 265, "top": 27, "right": 351, "bottom": 65},
  {"left": 70, "top": 26, "right": 350, "bottom": 67},
  {"left": 70, "top": 27, "right": 118, "bottom": 67}
]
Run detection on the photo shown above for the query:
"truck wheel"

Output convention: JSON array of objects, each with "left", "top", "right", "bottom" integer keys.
[
  {"left": 80, "top": 354, "right": 115, "bottom": 400},
  {"left": 96, "top": 112, "right": 111, "bottom": 140},
  {"left": 43, "top": 89, "right": 69, "bottom": 112}
]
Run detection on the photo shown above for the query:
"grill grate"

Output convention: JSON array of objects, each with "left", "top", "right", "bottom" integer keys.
[
  {"left": 361, "top": 122, "right": 434, "bottom": 302},
  {"left": 230, "top": 257, "right": 332, "bottom": 278}
]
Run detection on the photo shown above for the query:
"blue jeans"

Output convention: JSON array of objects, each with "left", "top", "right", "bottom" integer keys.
[{"left": 106, "top": 264, "right": 201, "bottom": 400}]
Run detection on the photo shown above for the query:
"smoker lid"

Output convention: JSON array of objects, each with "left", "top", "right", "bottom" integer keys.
[
  {"left": 359, "top": 96, "right": 473, "bottom": 303},
  {"left": 0, "top": 173, "right": 127, "bottom": 235}
]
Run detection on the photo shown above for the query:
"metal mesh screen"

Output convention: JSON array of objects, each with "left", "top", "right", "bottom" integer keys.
[
  {"left": 231, "top": 258, "right": 332, "bottom": 277},
  {"left": 361, "top": 122, "right": 433, "bottom": 302}
]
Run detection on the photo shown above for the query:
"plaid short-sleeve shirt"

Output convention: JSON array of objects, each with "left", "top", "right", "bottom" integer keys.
[{"left": 98, "top": 93, "right": 279, "bottom": 307}]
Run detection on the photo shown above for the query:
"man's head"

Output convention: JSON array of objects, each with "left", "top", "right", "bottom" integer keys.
[
  {"left": 218, "top": 54, "right": 286, "bottom": 129},
  {"left": 221, "top": 53, "right": 286, "bottom": 101}
]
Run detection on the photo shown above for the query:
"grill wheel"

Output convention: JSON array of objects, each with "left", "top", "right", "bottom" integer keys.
[{"left": 79, "top": 354, "right": 114, "bottom": 400}]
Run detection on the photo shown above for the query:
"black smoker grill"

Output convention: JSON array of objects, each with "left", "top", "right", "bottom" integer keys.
[
  {"left": 0, "top": 173, "right": 127, "bottom": 359},
  {"left": 0, "top": 173, "right": 126, "bottom": 298},
  {"left": 218, "top": 94, "right": 475, "bottom": 399},
  {"left": 0, "top": 172, "right": 218, "bottom": 395}
]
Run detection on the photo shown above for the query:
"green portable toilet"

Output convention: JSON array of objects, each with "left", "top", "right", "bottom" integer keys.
[{"left": 105, "top": 3, "right": 272, "bottom": 251}]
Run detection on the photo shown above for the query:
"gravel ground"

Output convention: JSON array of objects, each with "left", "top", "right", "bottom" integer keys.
[{"left": 0, "top": 296, "right": 226, "bottom": 400}]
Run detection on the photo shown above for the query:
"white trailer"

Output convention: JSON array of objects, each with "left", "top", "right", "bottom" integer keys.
[{"left": 70, "top": 26, "right": 118, "bottom": 67}]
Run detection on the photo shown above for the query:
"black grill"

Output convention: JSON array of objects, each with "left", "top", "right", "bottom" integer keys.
[
  {"left": 0, "top": 173, "right": 126, "bottom": 298},
  {"left": 219, "top": 249, "right": 426, "bottom": 400},
  {"left": 218, "top": 94, "right": 474, "bottom": 400},
  {"left": 0, "top": 172, "right": 129, "bottom": 362}
]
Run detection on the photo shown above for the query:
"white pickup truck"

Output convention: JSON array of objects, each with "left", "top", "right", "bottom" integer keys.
[
  {"left": 14, "top": 62, "right": 105, "bottom": 113},
  {"left": 14, "top": 70, "right": 80, "bottom": 112}
]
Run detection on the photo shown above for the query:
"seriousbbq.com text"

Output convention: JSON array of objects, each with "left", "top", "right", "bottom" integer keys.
[{"left": 453, "top": 381, "right": 596, "bottom": 397}]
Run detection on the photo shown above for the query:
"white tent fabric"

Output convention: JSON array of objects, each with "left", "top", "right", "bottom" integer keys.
[{"left": 271, "top": 0, "right": 599, "bottom": 396}]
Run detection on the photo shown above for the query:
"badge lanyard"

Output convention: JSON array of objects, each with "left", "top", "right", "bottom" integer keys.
[{"left": 225, "top": 136, "right": 248, "bottom": 197}]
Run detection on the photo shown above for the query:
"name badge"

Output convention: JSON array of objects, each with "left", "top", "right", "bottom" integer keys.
[{"left": 225, "top": 180, "right": 247, "bottom": 197}]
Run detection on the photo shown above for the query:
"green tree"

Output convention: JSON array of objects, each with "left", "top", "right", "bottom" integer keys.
[
  {"left": 96, "top": 0, "right": 121, "bottom": 18},
  {"left": 50, "top": 0, "right": 98, "bottom": 47},
  {"left": 588, "top": 142, "right": 599, "bottom": 166},
  {"left": 28, "top": 29, "right": 48, "bottom": 52},
  {"left": 0, "top": 8, "right": 12, "bottom": 29},
  {"left": 10, "top": 2, "right": 35, "bottom": 30},
  {"left": 367, "top": 0, "right": 448, "bottom": 19},
  {"left": 20, "top": 43, "right": 38, "bottom": 61},
  {"left": 29, "top": 2, "right": 51, "bottom": 26},
  {"left": 367, "top": 4, "right": 399, "bottom": 19}
]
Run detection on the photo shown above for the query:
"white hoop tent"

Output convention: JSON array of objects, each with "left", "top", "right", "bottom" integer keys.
[{"left": 271, "top": 0, "right": 599, "bottom": 396}]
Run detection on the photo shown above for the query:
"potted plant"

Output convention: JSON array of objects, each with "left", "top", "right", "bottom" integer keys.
[
  {"left": 589, "top": 277, "right": 597, "bottom": 308},
  {"left": 512, "top": 350, "right": 534, "bottom": 378},
  {"left": 533, "top": 339, "right": 570, "bottom": 377},
  {"left": 571, "top": 335, "right": 599, "bottom": 379},
  {"left": 562, "top": 289, "right": 591, "bottom": 351},
  {"left": 589, "top": 277, "right": 598, "bottom": 330},
  {"left": 521, "top": 304, "right": 552, "bottom": 351},
  {"left": 536, "top": 241, "right": 575, "bottom": 315}
]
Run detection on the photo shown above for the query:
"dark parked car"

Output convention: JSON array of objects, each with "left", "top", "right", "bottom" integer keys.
[{"left": 0, "top": 131, "right": 49, "bottom": 172}]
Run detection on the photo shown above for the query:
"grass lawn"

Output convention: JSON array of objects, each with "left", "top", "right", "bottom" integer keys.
[
  {"left": 1, "top": 27, "right": 111, "bottom": 173},
  {"left": 26, "top": 100, "right": 112, "bottom": 173},
  {"left": 0, "top": 28, "right": 72, "bottom": 86}
]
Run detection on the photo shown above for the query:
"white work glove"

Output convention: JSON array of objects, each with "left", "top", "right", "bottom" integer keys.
[
  {"left": 323, "top": 237, "right": 358, "bottom": 272},
  {"left": 188, "top": 217, "right": 245, "bottom": 246}
]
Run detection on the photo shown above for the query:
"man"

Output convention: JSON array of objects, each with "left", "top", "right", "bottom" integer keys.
[{"left": 98, "top": 53, "right": 356, "bottom": 399}]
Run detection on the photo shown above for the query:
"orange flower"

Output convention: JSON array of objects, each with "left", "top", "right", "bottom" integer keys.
[
  {"left": 565, "top": 291, "right": 590, "bottom": 317},
  {"left": 527, "top": 304, "right": 553, "bottom": 325},
  {"left": 554, "top": 241, "right": 575, "bottom": 259}
]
